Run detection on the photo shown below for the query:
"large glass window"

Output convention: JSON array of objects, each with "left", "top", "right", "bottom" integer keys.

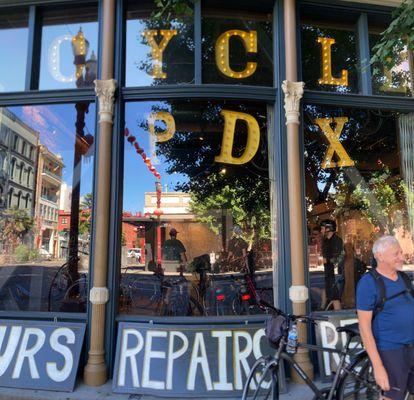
[
  {"left": 369, "top": 14, "right": 413, "bottom": 97},
  {"left": 0, "top": 103, "right": 95, "bottom": 312},
  {"left": 300, "top": 7, "right": 359, "bottom": 93},
  {"left": 304, "top": 105, "right": 414, "bottom": 311},
  {"left": 39, "top": 5, "right": 99, "bottom": 90},
  {"left": 125, "top": 0, "right": 194, "bottom": 87},
  {"left": 201, "top": 1, "right": 273, "bottom": 85},
  {"left": 119, "top": 99, "right": 277, "bottom": 316},
  {"left": 0, "top": 8, "right": 29, "bottom": 92}
]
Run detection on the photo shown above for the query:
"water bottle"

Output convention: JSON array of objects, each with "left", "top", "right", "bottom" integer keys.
[{"left": 286, "top": 323, "right": 298, "bottom": 354}]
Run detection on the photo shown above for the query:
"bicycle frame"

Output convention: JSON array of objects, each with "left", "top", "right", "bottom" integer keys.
[{"left": 268, "top": 330, "right": 364, "bottom": 400}]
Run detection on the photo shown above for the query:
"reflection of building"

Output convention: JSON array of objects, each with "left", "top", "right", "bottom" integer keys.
[
  {"left": 123, "top": 191, "right": 221, "bottom": 268},
  {"left": 0, "top": 108, "right": 38, "bottom": 212},
  {"left": 143, "top": 191, "right": 191, "bottom": 214},
  {"left": 57, "top": 183, "right": 72, "bottom": 258},
  {"left": 34, "top": 145, "right": 63, "bottom": 257}
]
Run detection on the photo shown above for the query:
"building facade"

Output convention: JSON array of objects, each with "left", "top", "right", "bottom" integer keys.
[{"left": 0, "top": 0, "right": 412, "bottom": 395}]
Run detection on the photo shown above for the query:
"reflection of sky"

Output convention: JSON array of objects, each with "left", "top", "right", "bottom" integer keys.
[
  {"left": 0, "top": 27, "right": 28, "bottom": 92},
  {"left": 125, "top": 20, "right": 153, "bottom": 86},
  {"left": 123, "top": 102, "right": 188, "bottom": 213},
  {"left": 11, "top": 104, "right": 95, "bottom": 197},
  {"left": 39, "top": 22, "right": 98, "bottom": 90}
]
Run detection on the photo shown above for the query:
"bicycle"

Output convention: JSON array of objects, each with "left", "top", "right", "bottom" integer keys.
[{"left": 242, "top": 300, "right": 380, "bottom": 400}]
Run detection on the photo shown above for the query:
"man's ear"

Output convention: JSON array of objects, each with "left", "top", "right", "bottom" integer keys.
[{"left": 374, "top": 253, "right": 381, "bottom": 263}]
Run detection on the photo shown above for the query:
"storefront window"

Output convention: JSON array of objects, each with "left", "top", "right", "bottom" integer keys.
[
  {"left": 119, "top": 99, "right": 277, "bottom": 316},
  {"left": 0, "top": 103, "right": 95, "bottom": 312},
  {"left": 39, "top": 5, "right": 98, "bottom": 90},
  {"left": 0, "top": 8, "right": 29, "bottom": 92},
  {"left": 300, "top": 7, "right": 359, "bottom": 93},
  {"left": 125, "top": 0, "right": 194, "bottom": 87},
  {"left": 304, "top": 104, "right": 414, "bottom": 311},
  {"left": 201, "top": 1, "right": 273, "bottom": 85},
  {"left": 369, "top": 14, "right": 412, "bottom": 97}
]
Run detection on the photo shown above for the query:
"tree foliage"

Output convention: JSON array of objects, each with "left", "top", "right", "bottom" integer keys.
[
  {"left": 0, "top": 208, "right": 34, "bottom": 251},
  {"left": 371, "top": 0, "right": 414, "bottom": 71}
]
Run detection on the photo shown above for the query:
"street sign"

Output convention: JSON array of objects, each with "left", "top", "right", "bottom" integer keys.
[
  {"left": 0, "top": 320, "right": 86, "bottom": 392},
  {"left": 113, "top": 321, "right": 285, "bottom": 397}
]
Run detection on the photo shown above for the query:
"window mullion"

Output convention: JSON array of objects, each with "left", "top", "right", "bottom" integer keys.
[
  {"left": 194, "top": 0, "right": 202, "bottom": 84},
  {"left": 356, "top": 12, "right": 372, "bottom": 95},
  {"left": 25, "top": 5, "right": 42, "bottom": 91}
]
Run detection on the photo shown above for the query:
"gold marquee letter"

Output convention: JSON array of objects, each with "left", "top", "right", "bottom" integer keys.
[
  {"left": 317, "top": 37, "right": 348, "bottom": 86},
  {"left": 215, "top": 110, "right": 260, "bottom": 165},
  {"left": 215, "top": 30, "right": 257, "bottom": 79},
  {"left": 148, "top": 111, "right": 176, "bottom": 142},
  {"left": 315, "top": 117, "right": 354, "bottom": 169},
  {"left": 142, "top": 30, "right": 178, "bottom": 79}
]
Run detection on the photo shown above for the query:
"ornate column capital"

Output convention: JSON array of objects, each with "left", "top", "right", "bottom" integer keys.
[
  {"left": 282, "top": 80, "right": 304, "bottom": 125},
  {"left": 94, "top": 79, "right": 117, "bottom": 124}
]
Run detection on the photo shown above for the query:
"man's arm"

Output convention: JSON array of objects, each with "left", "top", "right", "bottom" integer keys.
[{"left": 357, "top": 310, "right": 390, "bottom": 392}]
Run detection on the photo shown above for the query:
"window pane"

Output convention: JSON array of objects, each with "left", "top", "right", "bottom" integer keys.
[
  {"left": 300, "top": 7, "right": 359, "bottom": 93},
  {"left": 202, "top": 2, "right": 273, "bottom": 85},
  {"left": 0, "top": 103, "right": 95, "bottom": 312},
  {"left": 369, "top": 14, "right": 412, "bottom": 97},
  {"left": 125, "top": 0, "right": 194, "bottom": 87},
  {"left": 0, "top": 8, "right": 29, "bottom": 92},
  {"left": 304, "top": 105, "right": 414, "bottom": 311},
  {"left": 39, "top": 5, "right": 98, "bottom": 90},
  {"left": 120, "top": 100, "right": 277, "bottom": 316}
]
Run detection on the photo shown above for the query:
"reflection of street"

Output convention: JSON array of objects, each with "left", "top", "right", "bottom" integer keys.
[{"left": 0, "top": 261, "right": 89, "bottom": 312}]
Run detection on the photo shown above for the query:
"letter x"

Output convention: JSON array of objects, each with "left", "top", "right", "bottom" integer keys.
[{"left": 314, "top": 117, "right": 355, "bottom": 169}]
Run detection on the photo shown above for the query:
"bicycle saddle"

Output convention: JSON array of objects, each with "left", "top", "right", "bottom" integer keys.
[{"left": 336, "top": 323, "right": 360, "bottom": 337}]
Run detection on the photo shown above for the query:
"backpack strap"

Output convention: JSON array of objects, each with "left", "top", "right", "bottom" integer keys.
[
  {"left": 368, "top": 269, "right": 386, "bottom": 318},
  {"left": 397, "top": 271, "right": 414, "bottom": 298}
]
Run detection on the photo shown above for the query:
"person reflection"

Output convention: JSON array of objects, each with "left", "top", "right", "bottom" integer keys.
[
  {"left": 227, "top": 225, "right": 248, "bottom": 271},
  {"left": 321, "top": 219, "right": 344, "bottom": 310},
  {"left": 339, "top": 242, "right": 367, "bottom": 308},
  {"left": 162, "top": 228, "right": 187, "bottom": 272}
]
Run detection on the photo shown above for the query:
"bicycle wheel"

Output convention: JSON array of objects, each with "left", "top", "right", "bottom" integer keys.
[
  {"left": 242, "top": 357, "right": 278, "bottom": 400},
  {"left": 337, "top": 354, "right": 381, "bottom": 400}
]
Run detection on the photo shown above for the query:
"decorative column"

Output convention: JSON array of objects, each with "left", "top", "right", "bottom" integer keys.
[
  {"left": 283, "top": 0, "right": 314, "bottom": 381},
  {"left": 84, "top": 0, "right": 116, "bottom": 386}
]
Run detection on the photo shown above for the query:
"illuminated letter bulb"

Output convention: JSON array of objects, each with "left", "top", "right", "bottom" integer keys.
[{"left": 317, "top": 37, "right": 348, "bottom": 86}]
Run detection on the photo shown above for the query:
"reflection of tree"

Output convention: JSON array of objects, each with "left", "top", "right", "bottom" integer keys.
[
  {"left": 301, "top": 25, "right": 358, "bottom": 93},
  {"left": 304, "top": 105, "right": 403, "bottom": 233},
  {"left": 79, "top": 192, "right": 92, "bottom": 236},
  {"left": 332, "top": 165, "right": 405, "bottom": 233},
  {"left": 146, "top": 100, "right": 271, "bottom": 242},
  {"left": 0, "top": 208, "right": 34, "bottom": 252}
]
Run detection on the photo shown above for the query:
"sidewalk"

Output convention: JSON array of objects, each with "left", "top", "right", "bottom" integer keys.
[{"left": 0, "top": 380, "right": 325, "bottom": 400}]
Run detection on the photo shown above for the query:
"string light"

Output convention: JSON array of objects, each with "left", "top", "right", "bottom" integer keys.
[
  {"left": 215, "top": 30, "right": 257, "bottom": 79},
  {"left": 141, "top": 29, "right": 178, "bottom": 79},
  {"left": 48, "top": 34, "right": 76, "bottom": 83},
  {"left": 317, "top": 37, "right": 348, "bottom": 87}
]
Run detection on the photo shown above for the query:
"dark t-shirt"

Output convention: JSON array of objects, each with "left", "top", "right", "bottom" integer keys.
[
  {"left": 322, "top": 234, "right": 344, "bottom": 264},
  {"left": 356, "top": 272, "right": 414, "bottom": 350},
  {"left": 162, "top": 238, "right": 186, "bottom": 261},
  {"left": 228, "top": 237, "right": 248, "bottom": 258}
]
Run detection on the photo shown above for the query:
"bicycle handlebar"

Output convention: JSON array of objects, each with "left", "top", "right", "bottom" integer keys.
[{"left": 258, "top": 299, "right": 329, "bottom": 323}]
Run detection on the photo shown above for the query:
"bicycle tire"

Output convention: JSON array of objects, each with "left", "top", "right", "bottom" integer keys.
[
  {"left": 336, "top": 353, "right": 381, "bottom": 400},
  {"left": 242, "top": 357, "right": 278, "bottom": 400}
]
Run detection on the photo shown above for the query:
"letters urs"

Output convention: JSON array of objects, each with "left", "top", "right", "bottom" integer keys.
[
  {"left": 0, "top": 322, "right": 85, "bottom": 391},
  {"left": 148, "top": 109, "right": 261, "bottom": 165}
]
